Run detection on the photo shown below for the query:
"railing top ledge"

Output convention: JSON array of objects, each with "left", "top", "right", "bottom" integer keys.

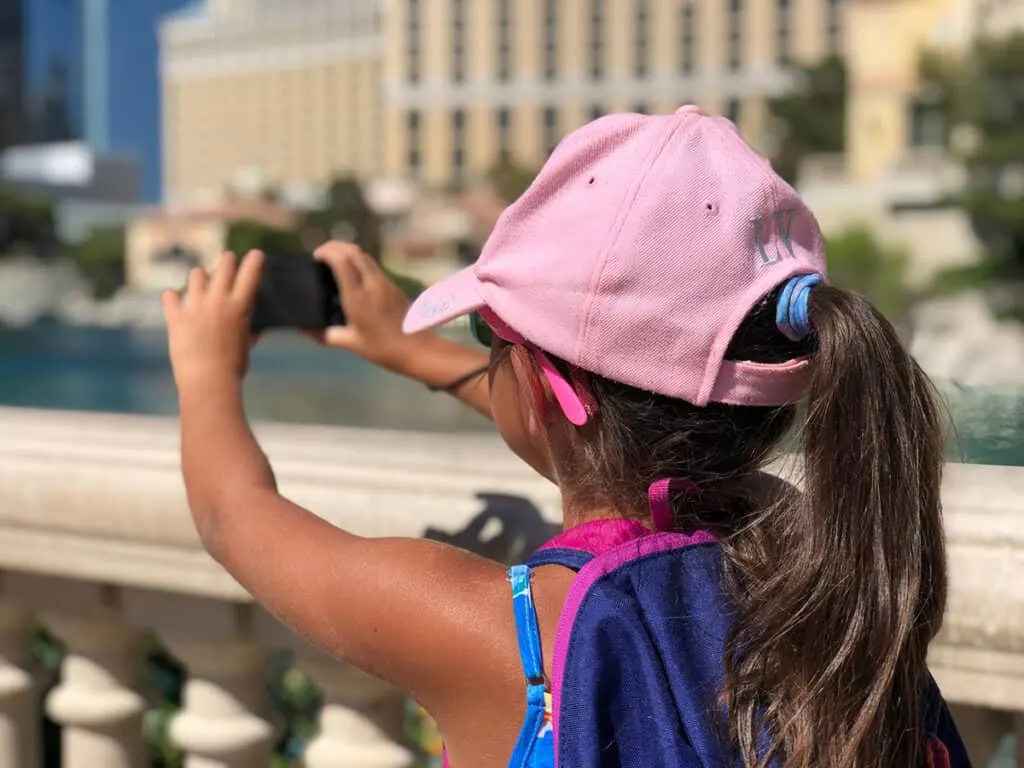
[
  {"left": 0, "top": 407, "right": 1021, "bottom": 598},
  {"left": 0, "top": 407, "right": 561, "bottom": 599}
]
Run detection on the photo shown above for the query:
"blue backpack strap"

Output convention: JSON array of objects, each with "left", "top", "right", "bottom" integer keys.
[
  {"left": 509, "top": 565, "right": 546, "bottom": 690},
  {"left": 525, "top": 547, "right": 595, "bottom": 571},
  {"left": 507, "top": 565, "right": 550, "bottom": 767}
]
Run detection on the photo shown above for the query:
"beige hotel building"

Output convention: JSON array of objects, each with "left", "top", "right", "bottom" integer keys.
[
  {"left": 160, "top": 0, "right": 383, "bottom": 204},
  {"left": 381, "top": 0, "right": 844, "bottom": 188},
  {"left": 162, "top": 0, "right": 845, "bottom": 203}
]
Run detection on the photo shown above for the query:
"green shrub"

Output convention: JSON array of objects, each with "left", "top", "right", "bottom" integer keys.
[
  {"left": 825, "top": 225, "right": 912, "bottom": 320},
  {"left": 69, "top": 227, "right": 126, "bottom": 300}
]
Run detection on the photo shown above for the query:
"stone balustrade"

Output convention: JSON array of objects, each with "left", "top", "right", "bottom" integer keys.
[{"left": 0, "top": 406, "right": 1020, "bottom": 766}]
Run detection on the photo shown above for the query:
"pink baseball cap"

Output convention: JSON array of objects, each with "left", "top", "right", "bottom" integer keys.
[{"left": 404, "top": 106, "right": 827, "bottom": 420}]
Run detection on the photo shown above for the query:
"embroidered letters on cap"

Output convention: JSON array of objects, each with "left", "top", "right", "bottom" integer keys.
[{"left": 753, "top": 209, "right": 798, "bottom": 266}]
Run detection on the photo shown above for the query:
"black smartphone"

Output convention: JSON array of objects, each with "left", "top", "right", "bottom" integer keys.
[{"left": 250, "top": 253, "right": 345, "bottom": 333}]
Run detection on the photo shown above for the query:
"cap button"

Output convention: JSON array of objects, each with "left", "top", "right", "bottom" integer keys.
[{"left": 675, "top": 104, "right": 707, "bottom": 117}]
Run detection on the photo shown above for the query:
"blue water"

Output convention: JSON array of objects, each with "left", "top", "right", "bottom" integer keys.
[
  {"left": 0, "top": 323, "right": 491, "bottom": 433},
  {"left": 1, "top": 324, "right": 1023, "bottom": 465}
]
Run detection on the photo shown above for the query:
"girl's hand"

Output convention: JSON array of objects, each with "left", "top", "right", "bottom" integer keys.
[
  {"left": 162, "top": 250, "right": 263, "bottom": 389},
  {"left": 311, "top": 242, "right": 423, "bottom": 369}
]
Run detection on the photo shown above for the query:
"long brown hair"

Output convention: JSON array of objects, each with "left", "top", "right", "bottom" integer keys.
[{"left": 550, "top": 283, "right": 947, "bottom": 766}]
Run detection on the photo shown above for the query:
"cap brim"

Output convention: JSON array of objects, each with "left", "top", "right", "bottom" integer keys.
[{"left": 402, "top": 266, "right": 486, "bottom": 334}]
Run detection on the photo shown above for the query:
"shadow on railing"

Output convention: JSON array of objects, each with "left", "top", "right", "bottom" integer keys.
[{"left": 424, "top": 492, "right": 558, "bottom": 565}]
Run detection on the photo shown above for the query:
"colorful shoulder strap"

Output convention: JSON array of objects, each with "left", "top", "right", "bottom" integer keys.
[
  {"left": 525, "top": 518, "right": 657, "bottom": 571},
  {"left": 525, "top": 548, "right": 594, "bottom": 571},
  {"left": 507, "top": 565, "right": 552, "bottom": 767}
]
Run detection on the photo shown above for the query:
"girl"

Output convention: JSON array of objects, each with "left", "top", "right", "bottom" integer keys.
[{"left": 163, "top": 107, "right": 967, "bottom": 766}]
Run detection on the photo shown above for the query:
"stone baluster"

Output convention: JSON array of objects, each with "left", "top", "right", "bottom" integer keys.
[
  {"left": 0, "top": 595, "right": 40, "bottom": 768},
  {"left": 163, "top": 636, "right": 276, "bottom": 768},
  {"left": 296, "top": 646, "right": 414, "bottom": 768},
  {"left": 41, "top": 598, "right": 147, "bottom": 768},
  {"left": 127, "top": 593, "right": 275, "bottom": 768}
]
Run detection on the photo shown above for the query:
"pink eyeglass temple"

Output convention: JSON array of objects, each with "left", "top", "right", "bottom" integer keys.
[{"left": 480, "top": 310, "right": 592, "bottom": 427}]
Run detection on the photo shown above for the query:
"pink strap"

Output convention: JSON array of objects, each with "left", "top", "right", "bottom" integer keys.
[
  {"left": 481, "top": 307, "right": 596, "bottom": 427},
  {"left": 538, "top": 518, "right": 653, "bottom": 555},
  {"left": 647, "top": 478, "right": 700, "bottom": 532}
]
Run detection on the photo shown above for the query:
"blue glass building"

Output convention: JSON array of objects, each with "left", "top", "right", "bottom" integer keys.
[{"left": 22, "top": 0, "right": 199, "bottom": 201}]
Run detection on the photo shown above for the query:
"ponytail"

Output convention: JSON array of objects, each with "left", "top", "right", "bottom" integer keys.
[
  {"left": 546, "top": 273, "right": 947, "bottom": 766},
  {"left": 729, "top": 285, "right": 948, "bottom": 767}
]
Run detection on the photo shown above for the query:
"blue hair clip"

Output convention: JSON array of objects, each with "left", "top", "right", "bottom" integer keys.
[{"left": 776, "top": 274, "right": 823, "bottom": 341}]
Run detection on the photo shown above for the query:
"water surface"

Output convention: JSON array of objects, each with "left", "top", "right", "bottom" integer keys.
[
  {"left": 1, "top": 324, "right": 1023, "bottom": 466},
  {"left": 0, "top": 324, "right": 491, "bottom": 433}
]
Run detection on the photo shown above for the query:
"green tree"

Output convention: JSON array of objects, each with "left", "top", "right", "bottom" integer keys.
[
  {"left": 382, "top": 266, "right": 426, "bottom": 300},
  {"left": 0, "top": 184, "right": 58, "bottom": 257},
  {"left": 302, "top": 177, "right": 383, "bottom": 259},
  {"left": 767, "top": 55, "right": 847, "bottom": 184},
  {"left": 225, "top": 217, "right": 426, "bottom": 299},
  {"left": 919, "top": 32, "right": 1024, "bottom": 290},
  {"left": 226, "top": 219, "right": 306, "bottom": 258},
  {"left": 70, "top": 227, "right": 126, "bottom": 300},
  {"left": 825, "top": 224, "right": 912, "bottom": 320},
  {"left": 487, "top": 152, "right": 539, "bottom": 205}
]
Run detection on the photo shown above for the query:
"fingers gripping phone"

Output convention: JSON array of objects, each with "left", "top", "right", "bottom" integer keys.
[{"left": 250, "top": 253, "right": 346, "bottom": 333}]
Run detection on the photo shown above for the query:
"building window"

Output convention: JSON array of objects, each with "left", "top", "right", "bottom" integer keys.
[
  {"left": 543, "top": 0, "right": 558, "bottom": 81},
  {"left": 679, "top": 3, "right": 696, "bottom": 74},
  {"left": 497, "top": 0, "right": 513, "bottom": 82},
  {"left": 452, "top": 110, "right": 467, "bottom": 179},
  {"left": 407, "top": 110, "right": 421, "bottom": 173},
  {"left": 726, "top": 98, "right": 742, "bottom": 127},
  {"left": 776, "top": 0, "right": 791, "bottom": 65},
  {"left": 497, "top": 107, "right": 512, "bottom": 156},
  {"left": 634, "top": 103, "right": 649, "bottom": 115},
  {"left": 543, "top": 106, "right": 559, "bottom": 155},
  {"left": 452, "top": 0, "right": 466, "bottom": 83},
  {"left": 634, "top": 0, "right": 650, "bottom": 78},
  {"left": 589, "top": 0, "right": 604, "bottom": 80},
  {"left": 406, "top": 0, "right": 421, "bottom": 84},
  {"left": 826, "top": 0, "right": 842, "bottom": 54},
  {"left": 590, "top": 104, "right": 605, "bottom": 122},
  {"left": 727, "top": 0, "right": 743, "bottom": 72}
]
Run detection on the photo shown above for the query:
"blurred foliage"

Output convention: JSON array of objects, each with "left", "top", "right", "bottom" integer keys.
[
  {"left": 488, "top": 152, "right": 539, "bottom": 204},
  {"left": 925, "top": 260, "right": 1005, "bottom": 298},
  {"left": 0, "top": 184, "right": 58, "bottom": 257},
  {"left": 0, "top": 175, "right": 392, "bottom": 301},
  {"left": 224, "top": 177, "right": 429, "bottom": 299},
  {"left": 767, "top": 55, "right": 847, "bottom": 184},
  {"left": 226, "top": 217, "right": 426, "bottom": 300},
  {"left": 383, "top": 266, "right": 427, "bottom": 299},
  {"left": 226, "top": 219, "right": 307, "bottom": 258},
  {"left": 302, "top": 177, "right": 384, "bottom": 259},
  {"left": 918, "top": 32, "right": 1024, "bottom": 313},
  {"left": 69, "top": 226, "right": 126, "bottom": 300},
  {"left": 825, "top": 224, "right": 912, "bottom": 320}
]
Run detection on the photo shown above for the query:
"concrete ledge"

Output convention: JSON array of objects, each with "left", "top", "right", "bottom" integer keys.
[{"left": 0, "top": 407, "right": 1021, "bottom": 714}]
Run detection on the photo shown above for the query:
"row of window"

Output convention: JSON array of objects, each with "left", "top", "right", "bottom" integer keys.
[
  {"left": 404, "top": 100, "right": 743, "bottom": 176},
  {"left": 406, "top": 0, "right": 843, "bottom": 84}
]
